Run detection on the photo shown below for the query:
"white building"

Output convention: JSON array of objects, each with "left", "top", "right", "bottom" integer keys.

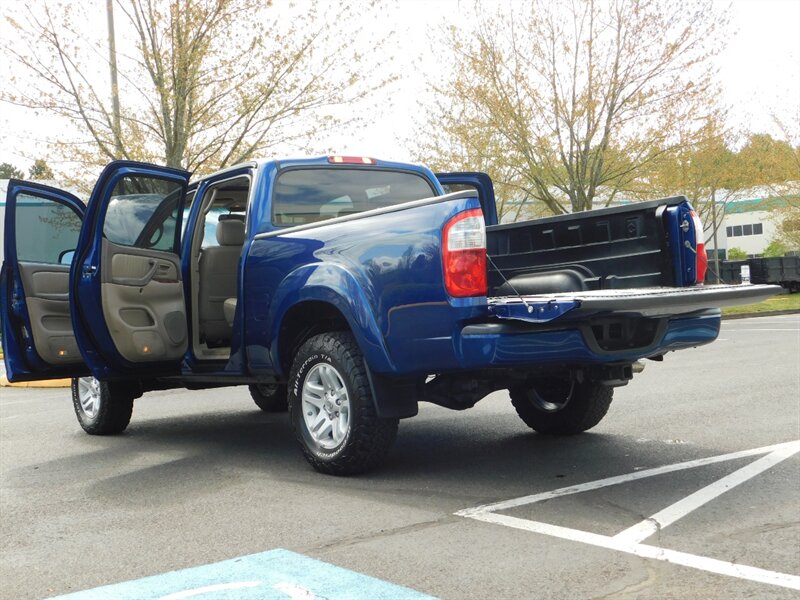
[{"left": 706, "top": 196, "right": 796, "bottom": 257}]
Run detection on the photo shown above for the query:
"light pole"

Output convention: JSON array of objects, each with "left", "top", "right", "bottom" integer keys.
[{"left": 711, "top": 190, "right": 721, "bottom": 283}]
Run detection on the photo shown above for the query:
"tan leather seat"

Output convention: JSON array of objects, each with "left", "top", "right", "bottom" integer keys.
[
  {"left": 198, "top": 218, "right": 244, "bottom": 346},
  {"left": 223, "top": 298, "right": 237, "bottom": 327}
]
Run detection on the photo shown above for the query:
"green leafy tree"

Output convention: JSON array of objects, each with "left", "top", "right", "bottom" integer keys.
[
  {"left": 647, "top": 113, "right": 740, "bottom": 236},
  {"left": 28, "top": 159, "right": 54, "bottom": 180},
  {"left": 736, "top": 134, "right": 797, "bottom": 188},
  {"left": 774, "top": 202, "right": 800, "bottom": 251},
  {"left": 415, "top": 0, "right": 728, "bottom": 218},
  {"left": 0, "top": 162, "right": 24, "bottom": 179},
  {"left": 762, "top": 239, "right": 789, "bottom": 258},
  {"left": 726, "top": 247, "right": 748, "bottom": 260},
  {"left": 3, "top": 0, "right": 394, "bottom": 175}
]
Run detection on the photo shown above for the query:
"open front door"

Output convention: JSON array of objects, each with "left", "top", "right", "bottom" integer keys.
[
  {"left": 71, "top": 161, "right": 191, "bottom": 380},
  {"left": 435, "top": 172, "right": 499, "bottom": 225},
  {"left": 1, "top": 181, "right": 89, "bottom": 381}
]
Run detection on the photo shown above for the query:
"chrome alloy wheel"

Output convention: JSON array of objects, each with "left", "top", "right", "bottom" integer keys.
[
  {"left": 301, "top": 363, "right": 351, "bottom": 449},
  {"left": 77, "top": 376, "right": 102, "bottom": 419}
]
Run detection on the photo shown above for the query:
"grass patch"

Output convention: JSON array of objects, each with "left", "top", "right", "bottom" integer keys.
[{"left": 722, "top": 292, "right": 800, "bottom": 315}]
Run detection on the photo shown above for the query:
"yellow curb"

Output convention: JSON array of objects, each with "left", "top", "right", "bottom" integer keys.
[{"left": 1, "top": 376, "right": 71, "bottom": 388}]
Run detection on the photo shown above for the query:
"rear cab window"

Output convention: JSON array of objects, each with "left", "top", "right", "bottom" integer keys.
[{"left": 272, "top": 168, "right": 436, "bottom": 227}]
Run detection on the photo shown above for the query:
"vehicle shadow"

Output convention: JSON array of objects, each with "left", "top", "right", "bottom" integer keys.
[{"left": 7, "top": 401, "right": 735, "bottom": 509}]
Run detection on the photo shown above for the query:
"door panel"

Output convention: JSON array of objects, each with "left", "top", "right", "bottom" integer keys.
[
  {"left": 1, "top": 180, "right": 88, "bottom": 381},
  {"left": 18, "top": 263, "right": 81, "bottom": 364},
  {"left": 70, "top": 161, "right": 191, "bottom": 379},
  {"left": 101, "top": 240, "right": 187, "bottom": 362}
]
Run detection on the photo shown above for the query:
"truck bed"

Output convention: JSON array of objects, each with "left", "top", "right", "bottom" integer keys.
[{"left": 486, "top": 197, "right": 686, "bottom": 295}]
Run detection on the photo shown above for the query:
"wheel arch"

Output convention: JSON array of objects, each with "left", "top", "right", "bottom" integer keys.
[
  {"left": 267, "top": 264, "right": 396, "bottom": 379},
  {"left": 276, "top": 300, "right": 351, "bottom": 377},
  {"left": 275, "top": 299, "right": 417, "bottom": 420}
]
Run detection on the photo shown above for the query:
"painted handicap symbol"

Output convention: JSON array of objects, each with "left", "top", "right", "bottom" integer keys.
[{"left": 51, "top": 549, "right": 436, "bottom": 600}]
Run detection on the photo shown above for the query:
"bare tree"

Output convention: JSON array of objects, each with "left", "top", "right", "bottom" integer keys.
[
  {"left": 2, "top": 0, "right": 395, "bottom": 176},
  {"left": 415, "top": 0, "right": 727, "bottom": 217}
]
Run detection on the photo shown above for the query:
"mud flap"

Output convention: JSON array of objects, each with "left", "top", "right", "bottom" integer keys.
[{"left": 364, "top": 366, "right": 420, "bottom": 419}]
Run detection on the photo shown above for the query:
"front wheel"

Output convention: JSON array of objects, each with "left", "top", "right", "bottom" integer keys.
[
  {"left": 71, "top": 377, "right": 135, "bottom": 435},
  {"left": 249, "top": 383, "right": 288, "bottom": 412},
  {"left": 509, "top": 377, "right": 613, "bottom": 435},
  {"left": 288, "top": 332, "right": 398, "bottom": 475}
]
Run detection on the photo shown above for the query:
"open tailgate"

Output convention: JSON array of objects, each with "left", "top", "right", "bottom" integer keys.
[{"left": 488, "top": 284, "right": 781, "bottom": 323}]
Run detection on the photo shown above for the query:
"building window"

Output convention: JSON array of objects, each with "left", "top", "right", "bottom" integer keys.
[
  {"left": 726, "top": 226, "right": 733, "bottom": 237},
  {"left": 743, "top": 224, "right": 753, "bottom": 236},
  {"left": 733, "top": 225, "right": 742, "bottom": 236},
  {"left": 754, "top": 223, "right": 763, "bottom": 235}
]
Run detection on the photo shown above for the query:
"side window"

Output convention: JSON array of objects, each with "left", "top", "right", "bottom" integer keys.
[
  {"left": 441, "top": 182, "right": 480, "bottom": 196},
  {"left": 201, "top": 208, "right": 228, "bottom": 249},
  {"left": 15, "top": 194, "right": 82, "bottom": 264},
  {"left": 103, "top": 175, "right": 183, "bottom": 252}
]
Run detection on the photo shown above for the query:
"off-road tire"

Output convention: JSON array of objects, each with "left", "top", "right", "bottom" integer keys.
[
  {"left": 288, "top": 332, "right": 398, "bottom": 475},
  {"left": 249, "top": 383, "right": 288, "bottom": 412},
  {"left": 71, "top": 377, "right": 135, "bottom": 435},
  {"left": 509, "top": 378, "right": 613, "bottom": 435}
]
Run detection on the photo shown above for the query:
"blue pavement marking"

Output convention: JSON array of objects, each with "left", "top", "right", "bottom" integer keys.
[{"left": 50, "top": 549, "right": 437, "bottom": 600}]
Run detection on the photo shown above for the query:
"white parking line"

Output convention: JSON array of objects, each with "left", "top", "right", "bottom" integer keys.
[
  {"left": 612, "top": 443, "right": 799, "bottom": 544},
  {"left": 456, "top": 441, "right": 798, "bottom": 516},
  {"left": 467, "top": 513, "right": 800, "bottom": 590},
  {"left": 723, "top": 328, "right": 799, "bottom": 332},
  {"left": 456, "top": 440, "right": 800, "bottom": 591}
]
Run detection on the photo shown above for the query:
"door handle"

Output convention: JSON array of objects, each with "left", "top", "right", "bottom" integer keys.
[{"left": 113, "top": 260, "right": 159, "bottom": 286}]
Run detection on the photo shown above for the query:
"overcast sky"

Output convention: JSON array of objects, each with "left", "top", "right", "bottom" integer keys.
[{"left": 0, "top": 0, "right": 798, "bottom": 173}]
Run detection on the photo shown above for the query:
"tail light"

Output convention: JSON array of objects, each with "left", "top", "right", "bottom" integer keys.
[
  {"left": 442, "top": 208, "right": 487, "bottom": 297},
  {"left": 328, "top": 156, "right": 376, "bottom": 165},
  {"left": 691, "top": 210, "right": 708, "bottom": 284}
]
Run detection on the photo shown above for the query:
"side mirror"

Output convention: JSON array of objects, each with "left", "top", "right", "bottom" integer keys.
[{"left": 59, "top": 249, "right": 75, "bottom": 265}]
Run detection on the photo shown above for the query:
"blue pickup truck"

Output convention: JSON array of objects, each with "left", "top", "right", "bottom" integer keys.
[{"left": 1, "top": 157, "right": 776, "bottom": 474}]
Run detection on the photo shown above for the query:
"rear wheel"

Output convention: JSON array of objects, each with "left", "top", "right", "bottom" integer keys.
[
  {"left": 288, "top": 332, "right": 398, "bottom": 475},
  {"left": 71, "top": 377, "right": 134, "bottom": 435},
  {"left": 509, "top": 377, "right": 613, "bottom": 435},
  {"left": 249, "top": 383, "right": 288, "bottom": 412}
]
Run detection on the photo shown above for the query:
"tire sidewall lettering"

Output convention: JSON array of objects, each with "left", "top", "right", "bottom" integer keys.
[
  {"left": 291, "top": 353, "right": 333, "bottom": 397},
  {"left": 290, "top": 348, "right": 349, "bottom": 458}
]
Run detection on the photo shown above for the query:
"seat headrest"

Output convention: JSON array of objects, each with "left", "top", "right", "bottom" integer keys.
[{"left": 216, "top": 219, "right": 245, "bottom": 246}]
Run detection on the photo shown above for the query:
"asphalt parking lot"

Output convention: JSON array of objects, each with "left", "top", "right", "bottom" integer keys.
[{"left": 1, "top": 314, "right": 798, "bottom": 599}]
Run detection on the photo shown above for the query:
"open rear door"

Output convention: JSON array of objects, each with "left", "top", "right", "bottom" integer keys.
[
  {"left": 70, "top": 161, "right": 191, "bottom": 380},
  {"left": 435, "top": 172, "right": 499, "bottom": 225},
  {"left": 1, "top": 180, "right": 89, "bottom": 381}
]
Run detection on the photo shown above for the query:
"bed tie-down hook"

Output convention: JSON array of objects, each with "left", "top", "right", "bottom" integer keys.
[
  {"left": 681, "top": 218, "right": 699, "bottom": 254},
  {"left": 486, "top": 254, "right": 533, "bottom": 312}
]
